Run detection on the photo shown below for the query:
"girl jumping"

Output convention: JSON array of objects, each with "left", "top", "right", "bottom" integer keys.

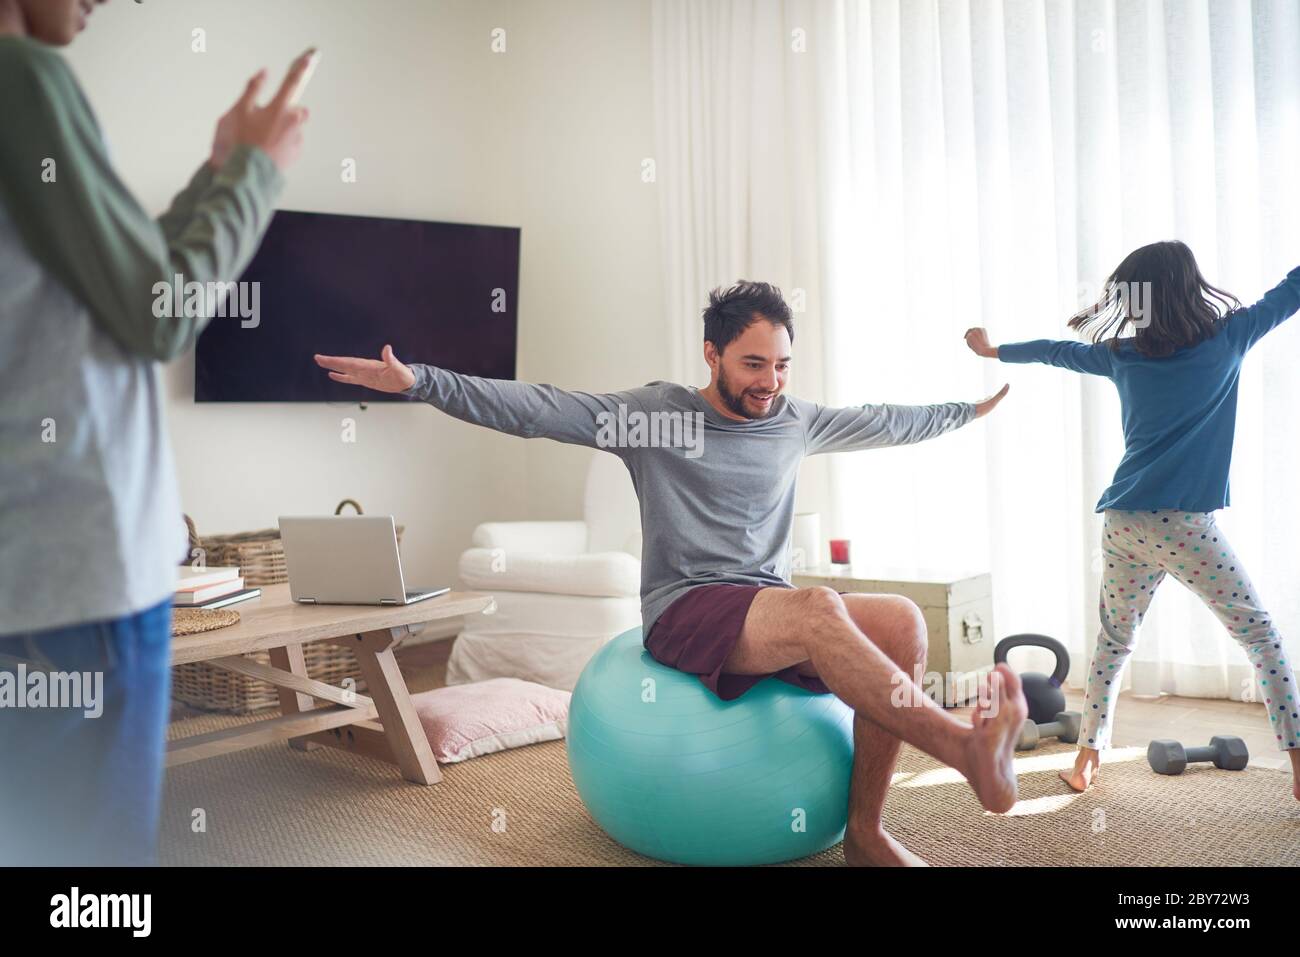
[{"left": 965, "top": 240, "right": 1300, "bottom": 800}]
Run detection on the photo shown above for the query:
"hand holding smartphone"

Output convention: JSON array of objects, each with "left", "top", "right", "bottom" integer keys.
[
  {"left": 283, "top": 47, "right": 321, "bottom": 107},
  {"left": 211, "top": 47, "right": 319, "bottom": 172}
]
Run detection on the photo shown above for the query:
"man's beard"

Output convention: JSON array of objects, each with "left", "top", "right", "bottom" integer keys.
[{"left": 718, "top": 367, "right": 778, "bottom": 420}]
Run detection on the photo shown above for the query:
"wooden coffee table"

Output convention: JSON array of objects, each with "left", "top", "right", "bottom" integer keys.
[{"left": 167, "top": 583, "right": 495, "bottom": 785}]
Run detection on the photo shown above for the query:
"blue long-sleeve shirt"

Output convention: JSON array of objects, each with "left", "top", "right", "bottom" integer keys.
[{"left": 998, "top": 266, "right": 1300, "bottom": 513}]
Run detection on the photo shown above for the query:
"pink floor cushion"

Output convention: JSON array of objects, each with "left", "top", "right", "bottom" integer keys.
[{"left": 410, "top": 678, "right": 571, "bottom": 763}]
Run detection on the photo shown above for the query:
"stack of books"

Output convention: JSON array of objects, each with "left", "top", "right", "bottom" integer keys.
[{"left": 175, "top": 566, "right": 261, "bottom": 610}]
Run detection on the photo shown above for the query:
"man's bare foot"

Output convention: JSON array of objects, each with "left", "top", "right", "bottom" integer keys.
[
  {"left": 1059, "top": 747, "right": 1101, "bottom": 792},
  {"left": 962, "top": 664, "right": 1027, "bottom": 813},
  {"left": 843, "top": 823, "right": 929, "bottom": 866}
]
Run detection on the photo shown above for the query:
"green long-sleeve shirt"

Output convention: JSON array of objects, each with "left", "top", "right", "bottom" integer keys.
[
  {"left": 0, "top": 35, "right": 284, "bottom": 634},
  {"left": 0, "top": 34, "right": 283, "bottom": 360}
]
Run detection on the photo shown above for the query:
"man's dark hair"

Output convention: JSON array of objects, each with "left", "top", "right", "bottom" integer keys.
[{"left": 702, "top": 280, "right": 795, "bottom": 354}]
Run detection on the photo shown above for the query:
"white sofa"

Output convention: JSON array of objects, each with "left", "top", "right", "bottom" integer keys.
[{"left": 447, "top": 452, "right": 643, "bottom": 690}]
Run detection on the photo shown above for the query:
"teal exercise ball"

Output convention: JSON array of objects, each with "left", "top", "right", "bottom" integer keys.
[{"left": 567, "top": 626, "right": 855, "bottom": 866}]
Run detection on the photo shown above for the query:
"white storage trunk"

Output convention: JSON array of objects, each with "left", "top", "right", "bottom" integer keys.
[{"left": 791, "top": 566, "right": 994, "bottom": 706}]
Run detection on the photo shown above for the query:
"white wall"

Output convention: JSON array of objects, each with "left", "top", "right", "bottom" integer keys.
[{"left": 65, "top": 0, "right": 667, "bottom": 597}]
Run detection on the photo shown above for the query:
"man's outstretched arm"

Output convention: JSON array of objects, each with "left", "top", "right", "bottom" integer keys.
[
  {"left": 800, "top": 384, "right": 1009, "bottom": 456},
  {"left": 314, "top": 345, "right": 644, "bottom": 450}
]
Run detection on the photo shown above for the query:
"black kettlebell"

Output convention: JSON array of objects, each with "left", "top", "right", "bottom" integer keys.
[{"left": 993, "top": 634, "right": 1069, "bottom": 725}]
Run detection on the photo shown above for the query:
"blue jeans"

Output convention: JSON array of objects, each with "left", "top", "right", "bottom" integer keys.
[{"left": 0, "top": 598, "right": 173, "bottom": 866}]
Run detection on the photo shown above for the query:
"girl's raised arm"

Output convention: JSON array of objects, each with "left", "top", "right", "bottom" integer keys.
[{"left": 1224, "top": 266, "right": 1300, "bottom": 353}]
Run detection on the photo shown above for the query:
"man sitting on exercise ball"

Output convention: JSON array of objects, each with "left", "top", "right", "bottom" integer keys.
[{"left": 314, "top": 280, "right": 1026, "bottom": 866}]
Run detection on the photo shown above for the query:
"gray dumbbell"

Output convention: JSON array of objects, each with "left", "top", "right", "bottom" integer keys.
[
  {"left": 1147, "top": 736, "right": 1249, "bottom": 775},
  {"left": 1016, "top": 711, "right": 1082, "bottom": 751}
]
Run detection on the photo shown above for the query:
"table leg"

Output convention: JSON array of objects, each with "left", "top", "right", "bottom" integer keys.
[
  {"left": 267, "top": 644, "right": 321, "bottom": 752},
  {"left": 342, "top": 627, "right": 443, "bottom": 785}
]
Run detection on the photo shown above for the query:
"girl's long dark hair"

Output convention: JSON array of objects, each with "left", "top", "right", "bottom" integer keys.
[{"left": 1068, "top": 240, "right": 1241, "bottom": 358}]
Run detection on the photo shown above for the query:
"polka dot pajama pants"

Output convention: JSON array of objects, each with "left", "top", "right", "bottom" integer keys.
[{"left": 1083, "top": 509, "right": 1299, "bottom": 752}]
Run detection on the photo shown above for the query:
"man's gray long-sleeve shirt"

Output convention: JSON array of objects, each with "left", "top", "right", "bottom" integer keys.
[{"left": 403, "top": 365, "right": 976, "bottom": 636}]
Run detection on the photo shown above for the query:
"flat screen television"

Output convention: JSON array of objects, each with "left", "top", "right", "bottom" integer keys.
[{"left": 194, "top": 210, "right": 520, "bottom": 402}]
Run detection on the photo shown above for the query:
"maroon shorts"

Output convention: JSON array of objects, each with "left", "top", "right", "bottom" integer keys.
[{"left": 643, "top": 583, "right": 834, "bottom": 702}]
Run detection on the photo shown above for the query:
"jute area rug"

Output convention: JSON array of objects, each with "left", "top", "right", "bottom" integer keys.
[{"left": 160, "top": 714, "right": 1299, "bottom": 866}]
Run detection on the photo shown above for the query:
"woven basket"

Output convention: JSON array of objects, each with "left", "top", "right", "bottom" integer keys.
[{"left": 172, "top": 500, "right": 404, "bottom": 714}]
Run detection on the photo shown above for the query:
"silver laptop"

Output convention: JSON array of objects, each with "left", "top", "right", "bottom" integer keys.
[{"left": 279, "top": 515, "right": 449, "bottom": 605}]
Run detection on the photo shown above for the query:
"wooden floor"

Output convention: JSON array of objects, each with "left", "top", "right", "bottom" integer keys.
[
  {"left": 174, "top": 638, "right": 1292, "bottom": 771},
  {"left": 952, "top": 686, "right": 1289, "bottom": 769}
]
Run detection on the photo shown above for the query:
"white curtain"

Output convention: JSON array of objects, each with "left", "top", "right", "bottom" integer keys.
[{"left": 652, "top": 0, "right": 1300, "bottom": 702}]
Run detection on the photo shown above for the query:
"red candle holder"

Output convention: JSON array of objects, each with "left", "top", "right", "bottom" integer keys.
[{"left": 829, "top": 539, "right": 851, "bottom": 565}]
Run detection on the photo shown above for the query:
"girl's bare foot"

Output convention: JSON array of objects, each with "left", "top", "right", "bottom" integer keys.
[
  {"left": 1288, "top": 750, "right": 1300, "bottom": 802},
  {"left": 843, "top": 823, "right": 929, "bottom": 866},
  {"left": 962, "top": 664, "right": 1027, "bottom": 813},
  {"left": 1060, "top": 746, "right": 1101, "bottom": 792}
]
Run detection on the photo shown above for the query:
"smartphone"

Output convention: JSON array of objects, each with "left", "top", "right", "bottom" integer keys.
[{"left": 285, "top": 48, "right": 321, "bottom": 106}]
